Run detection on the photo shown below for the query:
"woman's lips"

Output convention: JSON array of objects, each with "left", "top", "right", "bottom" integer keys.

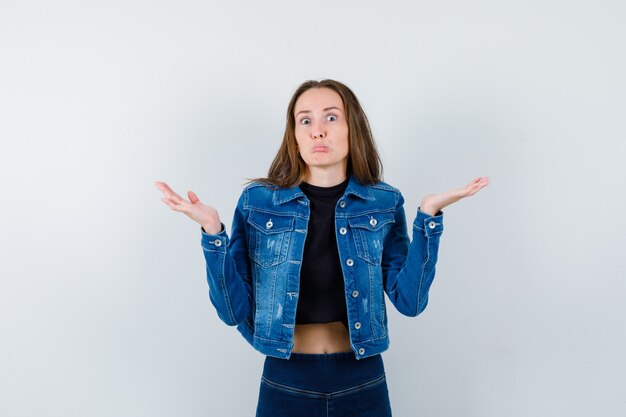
[{"left": 313, "top": 146, "right": 328, "bottom": 152}]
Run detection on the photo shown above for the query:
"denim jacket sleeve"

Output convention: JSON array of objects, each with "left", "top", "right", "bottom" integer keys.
[
  {"left": 200, "top": 190, "right": 252, "bottom": 326},
  {"left": 381, "top": 192, "right": 444, "bottom": 317}
]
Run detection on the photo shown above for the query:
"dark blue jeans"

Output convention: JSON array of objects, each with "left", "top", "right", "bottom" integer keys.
[{"left": 255, "top": 350, "right": 392, "bottom": 416}]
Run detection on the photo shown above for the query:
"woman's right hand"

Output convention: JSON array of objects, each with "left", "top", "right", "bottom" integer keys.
[{"left": 154, "top": 181, "right": 222, "bottom": 234}]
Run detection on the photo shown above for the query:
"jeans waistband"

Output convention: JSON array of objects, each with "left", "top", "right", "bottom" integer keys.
[
  {"left": 285, "top": 350, "right": 355, "bottom": 360},
  {"left": 262, "top": 350, "right": 385, "bottom": 393}
]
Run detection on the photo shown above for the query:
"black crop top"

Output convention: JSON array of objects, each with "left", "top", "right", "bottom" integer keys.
[{"left": 295, "top": 177, "right": 350, "bottom": 330}]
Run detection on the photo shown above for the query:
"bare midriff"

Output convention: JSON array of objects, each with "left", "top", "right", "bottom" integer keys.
[{"left": 292, "top": 321, "right": 352, "bottom": 354}]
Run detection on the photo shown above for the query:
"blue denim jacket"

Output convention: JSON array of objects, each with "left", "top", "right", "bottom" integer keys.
[{"left": 200, "top": 173, "right": 444, "bottom": 360}]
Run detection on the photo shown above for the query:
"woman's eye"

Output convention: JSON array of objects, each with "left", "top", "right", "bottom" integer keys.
[{"left": 299, "top": 114, "right": 337, "bottom": 124}]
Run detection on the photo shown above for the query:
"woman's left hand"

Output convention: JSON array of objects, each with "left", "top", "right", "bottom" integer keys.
[{"left": 420, "top": 176, "right": 490, "bottom": 215}]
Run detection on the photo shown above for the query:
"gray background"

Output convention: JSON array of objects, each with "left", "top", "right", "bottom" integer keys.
[{"left": 1, "top": 0, "right": 625, "bottom": 416}]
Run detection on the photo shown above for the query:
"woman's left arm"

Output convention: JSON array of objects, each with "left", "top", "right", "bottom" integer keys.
[{"left": 382, "top": 176, "right": 490, "bottom": 316}]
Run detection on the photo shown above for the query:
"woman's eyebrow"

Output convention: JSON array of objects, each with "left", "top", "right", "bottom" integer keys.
[{"left": 295, "top": 106, "right": 343, "bottom": 117}]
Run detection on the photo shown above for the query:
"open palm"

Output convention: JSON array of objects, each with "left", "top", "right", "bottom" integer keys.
[
  {"left": 421, "top": 176, "right": 490, "bottom": 214},
  {"left": 155, "top": 181, "right": 222, "bottom": 233}
]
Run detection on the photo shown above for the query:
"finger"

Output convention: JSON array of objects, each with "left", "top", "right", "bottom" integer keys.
[
  {"left": 155, "top": 181, "right": 172, "bottom": 194},
  {"left": 161, "top": 197, "right": 180, "bottom": 211},
  {"left": 155, "top": 181, "right": 185, "bottom": 203},
  {"left": 171, "top": 193, "right": 185, "bottom": 204},
  {"left": 188, "top": 190, "right": 200, "bottom": 204},
  {"left": 163, "top": 198, "right": 191, "bottom": 215},
  {"left": 155, "top": 181, "right": 176, "bottom": 197}
]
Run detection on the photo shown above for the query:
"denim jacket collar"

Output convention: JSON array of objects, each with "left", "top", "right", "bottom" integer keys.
[{"left": 273, "top": 173, "right": 375, "bottom": 205}]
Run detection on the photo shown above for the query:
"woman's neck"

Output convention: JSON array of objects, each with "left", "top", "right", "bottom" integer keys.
[{"left": 303, "top": 167, "right": 348, "bottom": 187}]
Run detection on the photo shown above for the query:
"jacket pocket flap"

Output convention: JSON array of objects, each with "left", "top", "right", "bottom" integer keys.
[
  {"left": 247, "top": 210, "right": 295, "bottom": 234},
  {"left": 348, "top": 212, "right": 395, "bottom": 231}
]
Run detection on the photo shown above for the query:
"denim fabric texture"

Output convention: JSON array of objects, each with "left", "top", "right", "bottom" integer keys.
[
  {"left": 200, "top": 173, "right": 444, "bottom": 360},
  {"left": 256, "top": 350, "right": 392, "bottom": 416}
]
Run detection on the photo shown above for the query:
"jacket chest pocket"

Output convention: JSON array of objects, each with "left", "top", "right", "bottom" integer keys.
[
  {"left": 247, "top": 210, "right": 295, "bottom": 268},
  {"left": 348, "top": 212, "right": 395, "bottom": 265}
]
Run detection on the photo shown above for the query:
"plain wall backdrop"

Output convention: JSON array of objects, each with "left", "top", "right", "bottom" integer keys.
[{"left": 1, "top": 0, "right": 625, "bottom": 416}]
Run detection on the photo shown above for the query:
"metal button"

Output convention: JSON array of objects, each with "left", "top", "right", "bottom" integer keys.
[
  {"left": 346, "top": 258, "right": 354, "bottom": 266},
  {"left": 339, "top": 200, "right": 346, "bottom": 208},
  {"left": 428, "top": 221, "right": 436, "bottom": 229},
  {"left": 352, "top": 290, "right": 359, "bottom": 297},
  {"left": 266, "top": 220, "right": 273, "bottom": 229},
  {"left": 354, "top": 322, "right": 361, "bottom": 329},
  {"left": 214, "top": 239, "right": 222, "bottom": 246},
  {"left": 369, "top": 218, "right": 377, "bottom": 227},
  {"left": 339, "top": 227, "right": 347, "bottom": 235},
  {"left": 358, "top": 347, "right": 365, "bottom": 355}
]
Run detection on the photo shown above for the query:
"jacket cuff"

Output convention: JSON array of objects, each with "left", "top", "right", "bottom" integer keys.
[
  {"left": 414, "top": 207, "right": 444, "bottom": 236},
  {"left": 201, "top": 222, "right": 228, "bottom": 252}
]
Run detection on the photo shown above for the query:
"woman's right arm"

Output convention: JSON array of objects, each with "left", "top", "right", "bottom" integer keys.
[
  {"left": 200, "top": 190, "right": 253, "bottom": 326},
  {"left": 155, "top": 180, "right": 252, "bottom": 327}
]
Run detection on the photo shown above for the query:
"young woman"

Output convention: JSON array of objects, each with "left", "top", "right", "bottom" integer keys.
[{"left": 156, "top": 79, "right": 489, "bottom": 416}]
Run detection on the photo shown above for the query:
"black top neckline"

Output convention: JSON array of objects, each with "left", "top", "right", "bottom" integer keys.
[{"left": 299, "top": 177, "right": 350, "bottom": 197}]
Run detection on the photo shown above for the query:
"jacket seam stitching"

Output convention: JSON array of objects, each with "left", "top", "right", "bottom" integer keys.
[
  {"left": 328, "top": 374, "right": 387, "bottom": 398},
  {"left": 260, "top": 373, "right": 386, "bottom": 398},
  {"left": 219, "top": 253, "right": 237, "bottom": 325},
  {"left": 417, "top": 233, "right": 431, "bottom": 315}
]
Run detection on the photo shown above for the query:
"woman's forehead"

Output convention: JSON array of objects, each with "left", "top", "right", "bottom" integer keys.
[{"left": 294, "top": 88, "right": 344, "bottom": 114}]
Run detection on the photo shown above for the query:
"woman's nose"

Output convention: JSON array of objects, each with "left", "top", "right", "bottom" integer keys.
[{"left": 311, "top": 121, "right": 326, "bottom": 139}]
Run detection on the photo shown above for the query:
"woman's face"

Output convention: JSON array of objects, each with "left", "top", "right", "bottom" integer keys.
[{"left": 293, "top": 87, "right": 349, "bottom": 176}]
